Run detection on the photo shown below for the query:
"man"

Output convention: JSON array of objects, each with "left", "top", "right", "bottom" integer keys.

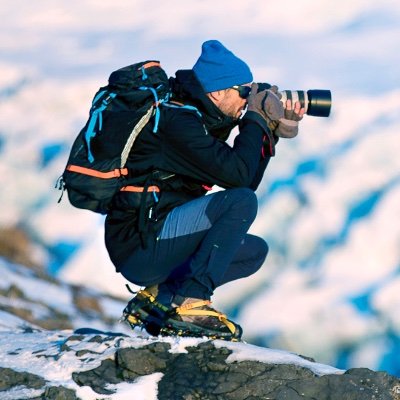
[{"left": 105, "top": 40, "right": 304, "bottom": 340}]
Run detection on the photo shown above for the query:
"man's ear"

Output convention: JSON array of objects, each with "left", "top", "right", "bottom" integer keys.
[{"left": 207, "top": 90, "right": 225, "bottom": 105}]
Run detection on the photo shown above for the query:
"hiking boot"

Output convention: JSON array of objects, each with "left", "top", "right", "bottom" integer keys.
[
  {"left": 160, "top": 296, "right": 242, "bottom": 341},
  {"left": 122, "top": 286, "right": 169, "bottom": 336}
]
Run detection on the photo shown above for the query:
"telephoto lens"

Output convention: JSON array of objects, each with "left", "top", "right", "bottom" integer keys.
[{"left": 280, "top": 89, "right": 332, "bottom": 117}]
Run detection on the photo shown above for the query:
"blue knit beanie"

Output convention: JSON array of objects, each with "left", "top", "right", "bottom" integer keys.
[{"left": 192, "top": 40, "right": 253, "bottom": 93}]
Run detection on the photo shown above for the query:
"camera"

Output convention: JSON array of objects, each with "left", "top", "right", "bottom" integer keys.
[{"left": 280, "top": 89, "right": 332, "bottom": 117}]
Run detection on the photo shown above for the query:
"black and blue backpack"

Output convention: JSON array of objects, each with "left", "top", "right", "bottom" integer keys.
[{"left": 57, "top": 61, "right": 171, "bottom": 214}]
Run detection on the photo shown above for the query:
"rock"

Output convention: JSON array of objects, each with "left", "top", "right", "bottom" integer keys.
[
  {"left": 41, "top": 386, "right": 79, "bottom": 400},
  {"left": 68, "top": 339, "right": 400, "bottom": 400},
  {"left": 72, "top": 358, "right": 121, "bottom": 395},
  {"left": 0, "top": 367, "right": 46, "bottom": 391}
]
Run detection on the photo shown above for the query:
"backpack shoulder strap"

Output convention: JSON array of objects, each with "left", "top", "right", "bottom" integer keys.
[
  {"left": 161, "top": 100, "right": 202, "bottom": 118},
  {"left": 120, "top": 104, "right": 154, "bottom": 168}
]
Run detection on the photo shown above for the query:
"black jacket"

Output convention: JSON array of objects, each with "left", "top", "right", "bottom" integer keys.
[{"left": 105, "top": 70, "right": 276, "bottom": 269}]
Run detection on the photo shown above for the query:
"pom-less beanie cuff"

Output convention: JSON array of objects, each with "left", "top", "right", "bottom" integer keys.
[{"left": 192, "top": 40, "right": 253, "bottom": 93}]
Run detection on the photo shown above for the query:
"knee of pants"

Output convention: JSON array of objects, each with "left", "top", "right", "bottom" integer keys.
[
  {"left": 258, "top": 237, "right": 269, "bottom": 264},
  {"left": 228, "top": 188, "right": 259, "bottom": 222},
  {"left": 231, "top": 236, "right": 269, "bottom": 281},
  {"left": 251, "top": 236, "right": 269, "bottom": 272}
]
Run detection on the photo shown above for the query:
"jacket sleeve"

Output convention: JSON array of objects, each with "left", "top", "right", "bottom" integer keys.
[{"left": 161, "top": 108, "right": 273, "bottom": 189}]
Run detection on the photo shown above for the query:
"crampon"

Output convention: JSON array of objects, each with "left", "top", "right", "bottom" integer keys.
[
  {"left": 122, "top": 288, "right": 168, "bottom": 337},
  {"left": 122, "top": 289, "right": 242, "bottom": 341},
  {"left": 160, "top": 299, "right": 242, "bottom": 341}
]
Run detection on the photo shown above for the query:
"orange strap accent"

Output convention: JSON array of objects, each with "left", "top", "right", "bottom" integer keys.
[
  {"left": 120, "top": 185, "right": 160, "bottom": 193},
  {"left": 140, "top": 61, "right": 161, "bottom": 69},
  {"left": 66, "top": 164, "right": 128, "bottom": 179}
]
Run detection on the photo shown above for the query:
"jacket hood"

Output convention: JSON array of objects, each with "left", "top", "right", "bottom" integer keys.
[{"left": 169, "top": 69, "right": 238, "bottom": 141}]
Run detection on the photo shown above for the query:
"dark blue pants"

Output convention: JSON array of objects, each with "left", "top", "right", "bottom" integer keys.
[{"left": 119, "top": 188, "right": 268, "bottom": 300}]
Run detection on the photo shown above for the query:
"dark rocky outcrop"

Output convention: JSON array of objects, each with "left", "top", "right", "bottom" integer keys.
[
  {"left": 3, "top": 332, "right": 399, "bottom": 400},
  {"left": 71, "top": 339, "right": 400, "bottom": 400},
  {"left": 0, "top": 367, "right": 78, "bottom": 400}
]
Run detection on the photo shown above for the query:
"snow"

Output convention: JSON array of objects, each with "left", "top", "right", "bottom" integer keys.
[
  {"left": 214, "top": 340, "right": 342, "bottom": 376},
  {"left": 0, "top": 310, "right": 41, "bottom": 333},
  {"left": 1, "top": 387, "right": 44, "bottom": 400},
  {"left": 101, "top": 376, "right": 164, "bottom": 400},
  {"left": 0, "top": 259, "right": 75, "bottom": 315},
  {"left": 1, "top": 0, "right": 400, "bottom": 380}
]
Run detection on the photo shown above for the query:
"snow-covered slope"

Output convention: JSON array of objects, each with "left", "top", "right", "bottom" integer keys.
[{"left": 1, "top": 0, "right": 399, "bottom": 376}]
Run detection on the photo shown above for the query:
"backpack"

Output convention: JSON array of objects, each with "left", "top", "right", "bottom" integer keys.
[{"left": 57, "top": 60, "right": 171, "bottom": 214}]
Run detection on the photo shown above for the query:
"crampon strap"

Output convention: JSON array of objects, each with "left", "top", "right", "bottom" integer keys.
[
  {"left": 175, "top": 300, "right": 237, "bottom": 335},
  {"left": 126, "top": 284, "right": 157, "bottom": 302},
  {"left": 139, "top": 289, "right": 157, "bottom": 302}
]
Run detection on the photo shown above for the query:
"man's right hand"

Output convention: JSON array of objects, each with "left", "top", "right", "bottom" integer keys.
[
  {"left": 247, "top": 83, "right": 305, "bottom": 138},
  {"left": 246, "top": 83, "right": 284, "bottom": 132}
]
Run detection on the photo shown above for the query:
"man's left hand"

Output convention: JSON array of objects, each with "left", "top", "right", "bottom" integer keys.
[{"left": 275, "top": 99, "right": 305, "bottom": 138}]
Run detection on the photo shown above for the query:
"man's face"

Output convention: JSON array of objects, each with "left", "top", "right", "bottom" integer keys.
[
  {"left": 208, "top": 84, "right": 251, "bottom": 120},
  {"left": 217, "top": 89, "right": 248, "bottom": 119}
]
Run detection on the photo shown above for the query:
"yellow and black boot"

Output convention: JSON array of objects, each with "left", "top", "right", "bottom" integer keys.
[
  {"left": 160, "top": 296, "right": 242, "bottom": 341},
  {"left": 122, "top": 285, "right": 169, "bottom": 336}
]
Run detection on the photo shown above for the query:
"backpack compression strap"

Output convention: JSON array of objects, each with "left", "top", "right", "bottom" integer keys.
[
  {"left": 120, "top": 185, "right": 160, "bottom": 192},
  {"left": 65, "top": 165, "right": 128, "bottom": 179}
]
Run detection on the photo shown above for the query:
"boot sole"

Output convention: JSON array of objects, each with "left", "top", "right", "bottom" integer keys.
[
  {"left": 125, "top": 309, "right": 241, "bottom": 341},
  {"left": 159, "top": 316, "right": 242, "bottom": 341}
]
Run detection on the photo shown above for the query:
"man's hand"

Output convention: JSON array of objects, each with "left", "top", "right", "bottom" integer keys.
[
  {"left": 247, "top": 83, "right": 284, "bottom": 132},
  {"left": 275, "top": 99, "right": 305, "bottom": 138},
  {"left": 246, "top": 83, "right": 305, "bottom": 138}
]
